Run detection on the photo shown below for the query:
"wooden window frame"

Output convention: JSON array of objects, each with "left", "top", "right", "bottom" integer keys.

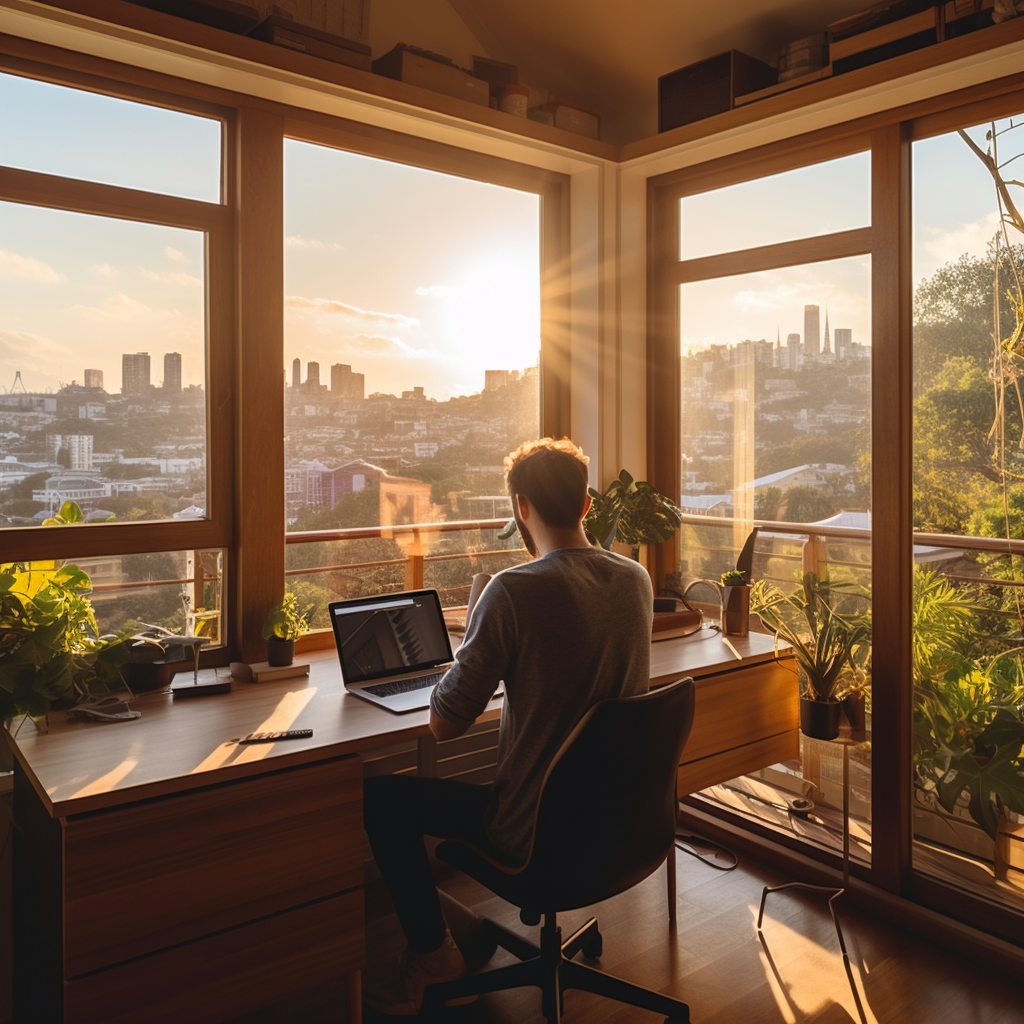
[{"left": 648, "top": 78, "right": 1024, "bottom": 943}]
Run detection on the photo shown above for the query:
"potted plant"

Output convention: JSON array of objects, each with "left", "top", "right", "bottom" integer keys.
[
  {"left": 751, "top": 572, "right": 871, "bottom": 740},
  {"left": 583, "top": 469, "right": 683, "bottom": 561},
  {"left": 0, "top": 560, "right": 128, "bottom": 724},
  {"left": 122, "top": 624, "right": 208, "bottom": 693},
  {"left": 262, "top": 592, "right": 315, "bottom": 666},
  {"left": 719, "top": 569, "right": 750, "bottom": 637}
]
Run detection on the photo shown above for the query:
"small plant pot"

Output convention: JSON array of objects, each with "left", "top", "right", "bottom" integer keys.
[
  {"left": 265, "top": 638, "right": 295, "bottom": 667},
  {"left": 800, "top": 697, "right": 841, "bottom": 740},
  {"left": 720, "top": 584, "right": 750, "bottom": 637}
]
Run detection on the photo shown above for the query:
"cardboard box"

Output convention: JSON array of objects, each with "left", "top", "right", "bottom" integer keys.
[
  {"left": 373, "top": 45, "right": 489, "bottom": 107},
  {"left": 248, "top": 16, "right": 371, "bottom": 71},
  {"left": 529, "top": 101, "right": 600, "bottom": 140},
  {"left": 658, "top": 51, "right": 777, "bottom": 132}
]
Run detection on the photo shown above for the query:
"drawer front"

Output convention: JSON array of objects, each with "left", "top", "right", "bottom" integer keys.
[
  {"left": 678, "top": 731, "right": 799, "bottom": 795},
  {"left": 64, "top": 755, "right": 363, "bottom": 977},
  {"left": 65, "top": 889, "right": 363, "bottom": 1024},
  {"left": 682, "top": 660, "right": 797, "bottom": 764}
]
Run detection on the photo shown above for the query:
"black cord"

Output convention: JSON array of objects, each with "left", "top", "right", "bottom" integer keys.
[{"left": 674, "top": 830, "right": 738, "bottom": 871}]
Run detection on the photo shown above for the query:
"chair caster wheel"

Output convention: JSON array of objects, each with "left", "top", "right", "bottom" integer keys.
[{"left": 581, "top": 930, "right": 603, "bottom": 959}]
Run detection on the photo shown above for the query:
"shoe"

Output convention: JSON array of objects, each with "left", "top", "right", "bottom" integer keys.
[{"left": 365, "top": 929, "right": 476, "bottom": 1017}]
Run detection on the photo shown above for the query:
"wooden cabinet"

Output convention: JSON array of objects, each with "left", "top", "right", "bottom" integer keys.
[{"left": 14, "top": 755, "right": 364, "bottom": 1024}]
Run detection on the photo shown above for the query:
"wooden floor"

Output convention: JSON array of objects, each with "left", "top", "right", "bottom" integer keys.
[{"left": 357, "top": 842, "right": 1024, "bottom": 1024}]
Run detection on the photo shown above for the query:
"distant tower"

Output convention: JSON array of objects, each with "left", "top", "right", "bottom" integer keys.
[
  {"left": 823, "top": 308, "right": 831, "bottom": 356},
  {"left": 292, "top": 357, "right": 301, "bottom": 388},
  {"left": 803, "top": 305, "right": 820, "bottom": 358},
  {"left": 163, "top": 352, "right": 182, "bottom": 392},
  {"left": 84, "top": 368, "right": 103, "bottom": 389},
  {"left": 331, "top": 363, "right": 353, "bottom": 396},
  {"left": 834, "top": 328, "right": 852, "bottom": 360},
  {"left": 786, "top": 333, "right": 801, "bottom": 370},
  {"left": 484, "top": 370, "right": 510, "bottom": 391},
  {"left": 122, "top": 352, "right": 151, "bottom": 395},
  {"left": 306, "top": 361, "right": 320, "bottom": 388}
]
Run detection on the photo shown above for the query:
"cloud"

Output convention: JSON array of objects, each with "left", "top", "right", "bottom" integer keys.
[
  {"left": 140, "top": 269, "right": 202, "bottom": 288},
  {"left": 164, "top": 246, "right": 192, "bottom": 264},
  {"left": 285, "top": 235, "right": 342, "bottom": 251},
  {"left": 916, "top": 213, "right": 1001, "bottom": 281},
  {"left": 0, "top": 248, "right": 65, "bottom": 283},
  {"left": 69, "top": 292, "right": 156, "bottom": 322},
  {"left": 91, "top": 263, "right": 120, "bottom": 280},
  {"left": 1, "top": 328, "right": 75, "bottom": 361},
  {"left": 286, "top": 294, "right": 419, "bottom": 329},
  {"left": 732, "top": 283, "right": 801, "bottom": 312},
  {"left": 416, "top": 284, "right": 455, "bottom": 297}
]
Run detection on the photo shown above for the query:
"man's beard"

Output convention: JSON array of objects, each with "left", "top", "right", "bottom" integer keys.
[{"left": 512, "top": 504, "right": 537, "bottom": 557}]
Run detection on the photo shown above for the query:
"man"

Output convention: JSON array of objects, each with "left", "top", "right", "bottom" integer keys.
[{"left": 364, "top": 437, "right": 653, "bottom": 1016}]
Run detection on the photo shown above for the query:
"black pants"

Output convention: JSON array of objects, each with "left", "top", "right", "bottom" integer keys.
[{"left": 363, "top": 774, "right": 498, "bottom": 953}]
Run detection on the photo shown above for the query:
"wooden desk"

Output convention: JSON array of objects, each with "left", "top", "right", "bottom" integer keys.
[{"left": 6, "top": 629, "right": 795, "bottom": 1024}]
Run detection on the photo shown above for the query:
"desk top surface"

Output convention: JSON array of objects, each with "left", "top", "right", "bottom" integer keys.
[{"left": 6, "top": 627, "right": 787, "bottom": 818}]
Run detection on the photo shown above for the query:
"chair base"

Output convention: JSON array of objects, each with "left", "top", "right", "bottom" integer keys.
[{"left": 420, "top": 913, "right": 690, "bottom": 1023}]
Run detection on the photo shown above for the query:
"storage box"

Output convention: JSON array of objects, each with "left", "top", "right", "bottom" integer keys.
[
  {"left": 658, "top": 51, "right": 777, "bottom": 132},
  {"left": 373, "top": 45, "right": 489, "bottom": 107},
  {"left": 248, "top": 16, "right": 371, "bottom": 71},
  {"left": 131, "top": 0, "right": 260, "bottom": 33},
  {"left": 942, "top": 0, "right": 995, "bottom": 38},
  {"left": 829, "top": 4, "right": 940, "bottom": 75},
  {"left": 528, "top": 101, "right": 600, "bottom": 140}
]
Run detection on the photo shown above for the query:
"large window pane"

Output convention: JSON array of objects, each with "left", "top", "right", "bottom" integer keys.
[
  {"left": 282, "top": 140, "right": 541, "bottom": 607},
  {"left": 912, "top": 114, "right": 1024, "bottom": 911},
  {"left": 680, "top": 152, "right": 870, "bottom": 260},
  {"left": 0, "top": 202, "right": 208, "bottom": 525},
  {"left": 0, "top": 72, "right": 221, "bottom": 203}
]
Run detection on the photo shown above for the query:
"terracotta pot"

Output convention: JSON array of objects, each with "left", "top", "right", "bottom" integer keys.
[
  {"left": 265, "top": 638, "right": 295, "bottom": 667},
  {"left": 800, "top": 697, "right": 841, "bottom": 740}
]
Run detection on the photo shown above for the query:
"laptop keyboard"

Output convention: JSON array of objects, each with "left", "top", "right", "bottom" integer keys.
[{"left": 363, "top": 672, "right": 445, "bottom": 698}]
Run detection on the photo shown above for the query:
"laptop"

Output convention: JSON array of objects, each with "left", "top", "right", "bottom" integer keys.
[{"left": 329, "top": 589, "right": 455, "bottom": 713}]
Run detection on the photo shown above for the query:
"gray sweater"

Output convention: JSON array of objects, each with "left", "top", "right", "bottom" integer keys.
[{"left": 431, "top": 546, "right": 653, "bottom": 860}]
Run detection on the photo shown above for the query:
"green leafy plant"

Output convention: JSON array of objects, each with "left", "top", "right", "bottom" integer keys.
[
  {"left": 262, "top": 592, "right": 316, "bottom": 641},
  {"left": 0, "top": 558, "right": 128, "bottom": 722},
  {"left": 583, "top": 470, "right": 683, "bottom": 561},
  {"left": 751, "top": 572, "right": 870, "bottom": 704},
  {"left": 720, "top": 569, "right": 748, "bottom": 587}
]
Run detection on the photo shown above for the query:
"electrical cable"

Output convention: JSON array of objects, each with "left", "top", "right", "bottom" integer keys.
[{"left": 673, "top": 829, "right": 738, "bottom": 871}]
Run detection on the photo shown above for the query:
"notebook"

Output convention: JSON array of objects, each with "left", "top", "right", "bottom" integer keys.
[{"left": 329, "top": 589, "right": 455, "bottom": 713}]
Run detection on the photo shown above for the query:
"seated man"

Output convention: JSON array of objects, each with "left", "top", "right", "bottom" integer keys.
[{"left": 364, "top": 437, "right": 653, "bottom": 1016}]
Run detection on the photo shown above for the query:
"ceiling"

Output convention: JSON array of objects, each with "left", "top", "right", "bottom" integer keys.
[{"left": 447, "top": 0, "right": 878, "bottom": 143}]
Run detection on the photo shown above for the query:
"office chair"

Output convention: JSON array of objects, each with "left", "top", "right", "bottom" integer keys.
[{"left": 421, "top": 677, "right": 696, "bottom": 1023}]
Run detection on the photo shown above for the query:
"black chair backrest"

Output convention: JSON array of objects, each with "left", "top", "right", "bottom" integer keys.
[{"left": 519, "top": 677, "right": 695, "bottom": 915}]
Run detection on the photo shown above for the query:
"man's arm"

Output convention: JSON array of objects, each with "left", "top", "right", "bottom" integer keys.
[{"left": 429, "top": 706, "right": 472, "bottom": 741}]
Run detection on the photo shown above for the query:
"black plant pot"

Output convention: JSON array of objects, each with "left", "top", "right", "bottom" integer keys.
[
  {"left": 800, "top": 697, "right": 842, "bottom": 741},
  {"left": 265, "top": 638, "right": 295, "bottom": 667}
]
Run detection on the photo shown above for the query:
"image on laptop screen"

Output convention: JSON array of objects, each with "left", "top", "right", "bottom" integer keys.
[{"left": 331, "top": 592, "right": 452, "bottom": 683}]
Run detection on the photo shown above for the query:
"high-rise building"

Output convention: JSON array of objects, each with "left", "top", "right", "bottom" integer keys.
[
  {"left": 351, "top": 371, "right": 365, "bottom": 401},
  {"left": 84, "top": 368, "right": 103, "bottom": 389},
  {"left": 46, "top": 433, "right": 94, "bottom": 470},
  {"left": 163, "top": 352, "right": 182, "bottom": 392},
  {"left": 292, "top": 357, "right": 301, "bottom": 388},
  {"left": 833, "top": 328, "right": 852, "bottom": 360},
  {"left": 306, "top": 361, "right": 320, "bottom": 388},
  {"left": 331, "top": 363, "right": 352, "bottom": 395},
  {"left": 122, "top": 352, "right": 151, "bottom": 395},
  {"left": 484, "top": 369, "right": 510, "bottom": 391},
  {"left": 803, "top": 305, "right": 820, "bottom": 358},
  {"left": 786, "top": 333, "right": 801, "bottom": 370},
  {"left": 822, "top": 309, "right": 832, "bottom": 356}
]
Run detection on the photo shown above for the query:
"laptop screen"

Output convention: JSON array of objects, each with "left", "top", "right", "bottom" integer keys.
[{"left": 329, "top": 590, "right": 454, "bottom": 684}]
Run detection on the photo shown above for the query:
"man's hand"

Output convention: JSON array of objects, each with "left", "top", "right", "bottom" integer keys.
[{"left": 429, "top": 707, "right": 472, "bottom": 741}]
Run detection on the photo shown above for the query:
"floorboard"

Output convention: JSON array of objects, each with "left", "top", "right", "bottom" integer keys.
[{"left": 245, "top": 839, "right": 1024, "bottom": 1023}]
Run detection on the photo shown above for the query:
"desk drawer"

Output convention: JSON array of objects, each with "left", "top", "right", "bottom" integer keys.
[
  {"left": 64, "top": 755, "right": 363, "bottom": 977},
  {"left": 65, "top": 889, "right": 363, "bottom": 1024}
]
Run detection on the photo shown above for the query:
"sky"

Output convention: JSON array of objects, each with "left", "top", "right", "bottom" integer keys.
[{"left": 1, "top": 70, "right": 1022, "bottom": 396}]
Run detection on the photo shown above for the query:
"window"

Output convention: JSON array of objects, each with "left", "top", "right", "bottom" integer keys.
[
  {"left": 912, "top": 111, "right": 1024, "bottom": 913},
  {"left": 282, "top": 137, "right": 549, "bottom": 619},
  {"left": 0, "top": 67, "right": 230, "bottom": 643},
  {"left": 651, "top": 147, "right": 876, "bottom": 875}
]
